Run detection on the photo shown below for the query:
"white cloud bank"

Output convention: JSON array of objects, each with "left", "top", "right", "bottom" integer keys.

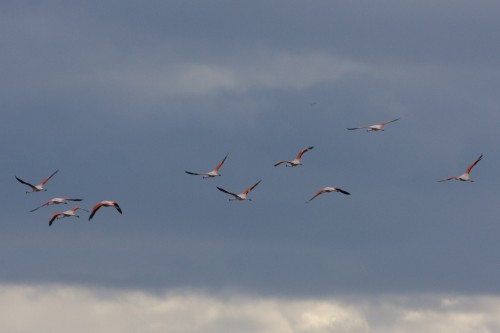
[{"left": 1, "top": 284, "right": 500, "bottom": 333}]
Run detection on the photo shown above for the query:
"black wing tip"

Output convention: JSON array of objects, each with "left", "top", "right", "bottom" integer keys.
[
  {"left": 88, "top": 210, "right": 97, "bottom": 220},
  {"left": 48, "top": 170, "right": 59, "bottom": 178},
  {"left": 336, "top": 188, "right": 351, "bottom": 195},
  {"left": 114, "top": 203, "right": 123, "bottom": 214}
]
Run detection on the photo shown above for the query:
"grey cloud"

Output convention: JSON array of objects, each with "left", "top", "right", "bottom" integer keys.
[{"left": 2, "top": 0, "right": 500, "bottom": 297}]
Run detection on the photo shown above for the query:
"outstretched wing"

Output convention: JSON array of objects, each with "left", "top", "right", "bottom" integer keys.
[
  {"left": 88, "top": 203, "right": 104, "bottom": 221},
  {"left": 243, "top": 180, "right": 261, "bottom": 195},
  {"left": 346, "top": 126, "right": 367, "bottom": 131},
  {"left": 335, "top": 188, "right": 351, "bottom": 195},
  {"left": 185, "top": 171, "right": 205, "bottom": 176},
  {"left": 15, "top": 176, "right": 36, "bottom": 190},
  {"left": 296, "top": 146, "right": 314, "bottom": 159},
  {"left": 306, "top": 189, "right": 326, "bottom": 203},
  {"left": 437, "top": 176, "right": 457, "bottom": 182},
  {"left": 30, "top": 200, "right": 51, "bottom": 212},
  {"left": 273, "top": 160, "right": 290, "bottom": 167},
  {"left": 213, "top": 154, "right": 228, "bottom": 171},
  {"left": 113, "top": 202, "right": 123, "bottom": 214},
  {"left": 216, "top": 186, "right": 239, "bottom": 198},
  {"left": 465, "top": 154, "right": 483, "bottom": 174},
  {"left": 48, "top": 212, "right": 62, "bottom": 226},
  {"left": 381, "top": 118, "right": 400, "bottom": 126},
  {"left": 40, "top": 170, "right": 59, "bottom": 185}
]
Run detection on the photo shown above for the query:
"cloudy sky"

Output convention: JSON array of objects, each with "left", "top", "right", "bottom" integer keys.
[{"left": 2, "top": 1, "right": 500, "bottom": 331}]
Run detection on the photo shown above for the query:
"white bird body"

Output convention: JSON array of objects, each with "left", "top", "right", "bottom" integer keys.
[
  {"left": 347, "top": 118, "right": 400, "bottom": 132},
  {"left": 274, "top": 146, "right": 314, "bottom": 167},
  {"left": 306, "top": 186, "right": 351, "bottom": 203},
  {"left": 48, "top": 206, "right": 88, "bottom": 226},
  {"left": 217, "top": 180, "right": 261, "bottom": 201},
  {"left": 438, "top": 154, "right": 483, "bottom": 182},
  {"left": 368, "top": 124, "right": 384, "bottom": 131},
  {"left": 15, "top": 170, "right": 59, "bottom": 193},
  {"left": 206, "top": 170, "right": 219, "bottom": 177},
  {"left": 30, "top": 197, "right": 83, "bottom": 212},
  {"left": 185, "top": 154, "right": 228, "bottom": 178}
]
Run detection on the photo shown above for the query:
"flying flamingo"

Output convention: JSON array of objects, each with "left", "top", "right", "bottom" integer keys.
[
  {"left": 48, "top": 206, "right": 89, "bottom": 226},
  {"left": 306, "top": 186, "right": 351, "bottom": 203},
  {"left": 347, "top": 118, "right": 400, "bottom": 132},
  {"left": 15, "top": 170, "right": 59, "bottom": 193},
  {"left": 185, "top": 154, "right": 228, "bottom": 178},
  {"left": 88, "top": 200, "right": 123, "bottom": 220},
  {"left": 274, "top": 146, "right": 314, "bottom": 167},
  {"left": 217, "top": 180, "right": 261, "bottom": 201},
  {"left": 438, "top": 154, "right": 483, "bottom": 182},
  {"left": 30, "top": 198, "right": 83, "bottom": 212}
]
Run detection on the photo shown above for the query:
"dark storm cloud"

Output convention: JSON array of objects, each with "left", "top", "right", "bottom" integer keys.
[{"left": 1, "top": 0, "right": 500, "bottom": 296}]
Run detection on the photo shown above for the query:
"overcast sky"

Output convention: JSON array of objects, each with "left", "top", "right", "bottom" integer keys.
[{"left": 2, "top": 1, "right": 500, "bottom": 331}]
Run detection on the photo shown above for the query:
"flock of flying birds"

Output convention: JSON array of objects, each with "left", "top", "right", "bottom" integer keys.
[
  {"left": 15, "top": 170, "right": 122, "bottom": 226},
  {"left": 16, "top": 117, "right": 484, "bottom": 225},
  {"left": 184, "top": 117, "right": 484, "bottom": 202}
]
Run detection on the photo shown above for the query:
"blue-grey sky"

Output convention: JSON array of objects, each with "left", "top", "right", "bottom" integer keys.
[{"left": 2, "top": 0, "right": 500, "bottom": 304}]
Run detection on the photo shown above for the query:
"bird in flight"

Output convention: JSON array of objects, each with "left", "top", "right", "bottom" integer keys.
[
  {"left": 30, "top": 197, "right": 83, "bottom": 212},
  {"left": 89, "top": 200, "right": 123, "bottom": 220},
  {"left": 185, "top": 154, "right": 228, "bottom": 179},
  {"left": 274, "top": 146, "right": 314, "bottom": 167},
  {"left": 15, "top": 170, "right": 59, "bottom": 193},
  {"left": 437, "top": 154, "right": 483, "bottom": 182},
  {"left": 306, "top": 186, "right": 351, "bottom": 203},
  {"left": 48, "top": 206, "right": 89, "bottom": 226},
  {"left": 347, "top": 118, "right": 400, "bottom": 132},
  {"left": 217, "top": 180, "right": 261, "bottom": 201}
]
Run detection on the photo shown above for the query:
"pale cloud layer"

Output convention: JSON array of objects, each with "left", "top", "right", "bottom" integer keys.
[
  {"left": 88, "top": 52, "right": 365, "bottom": 97},
  {"left": 2, "top": 284, "right": 500, "bottom": 333}
]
